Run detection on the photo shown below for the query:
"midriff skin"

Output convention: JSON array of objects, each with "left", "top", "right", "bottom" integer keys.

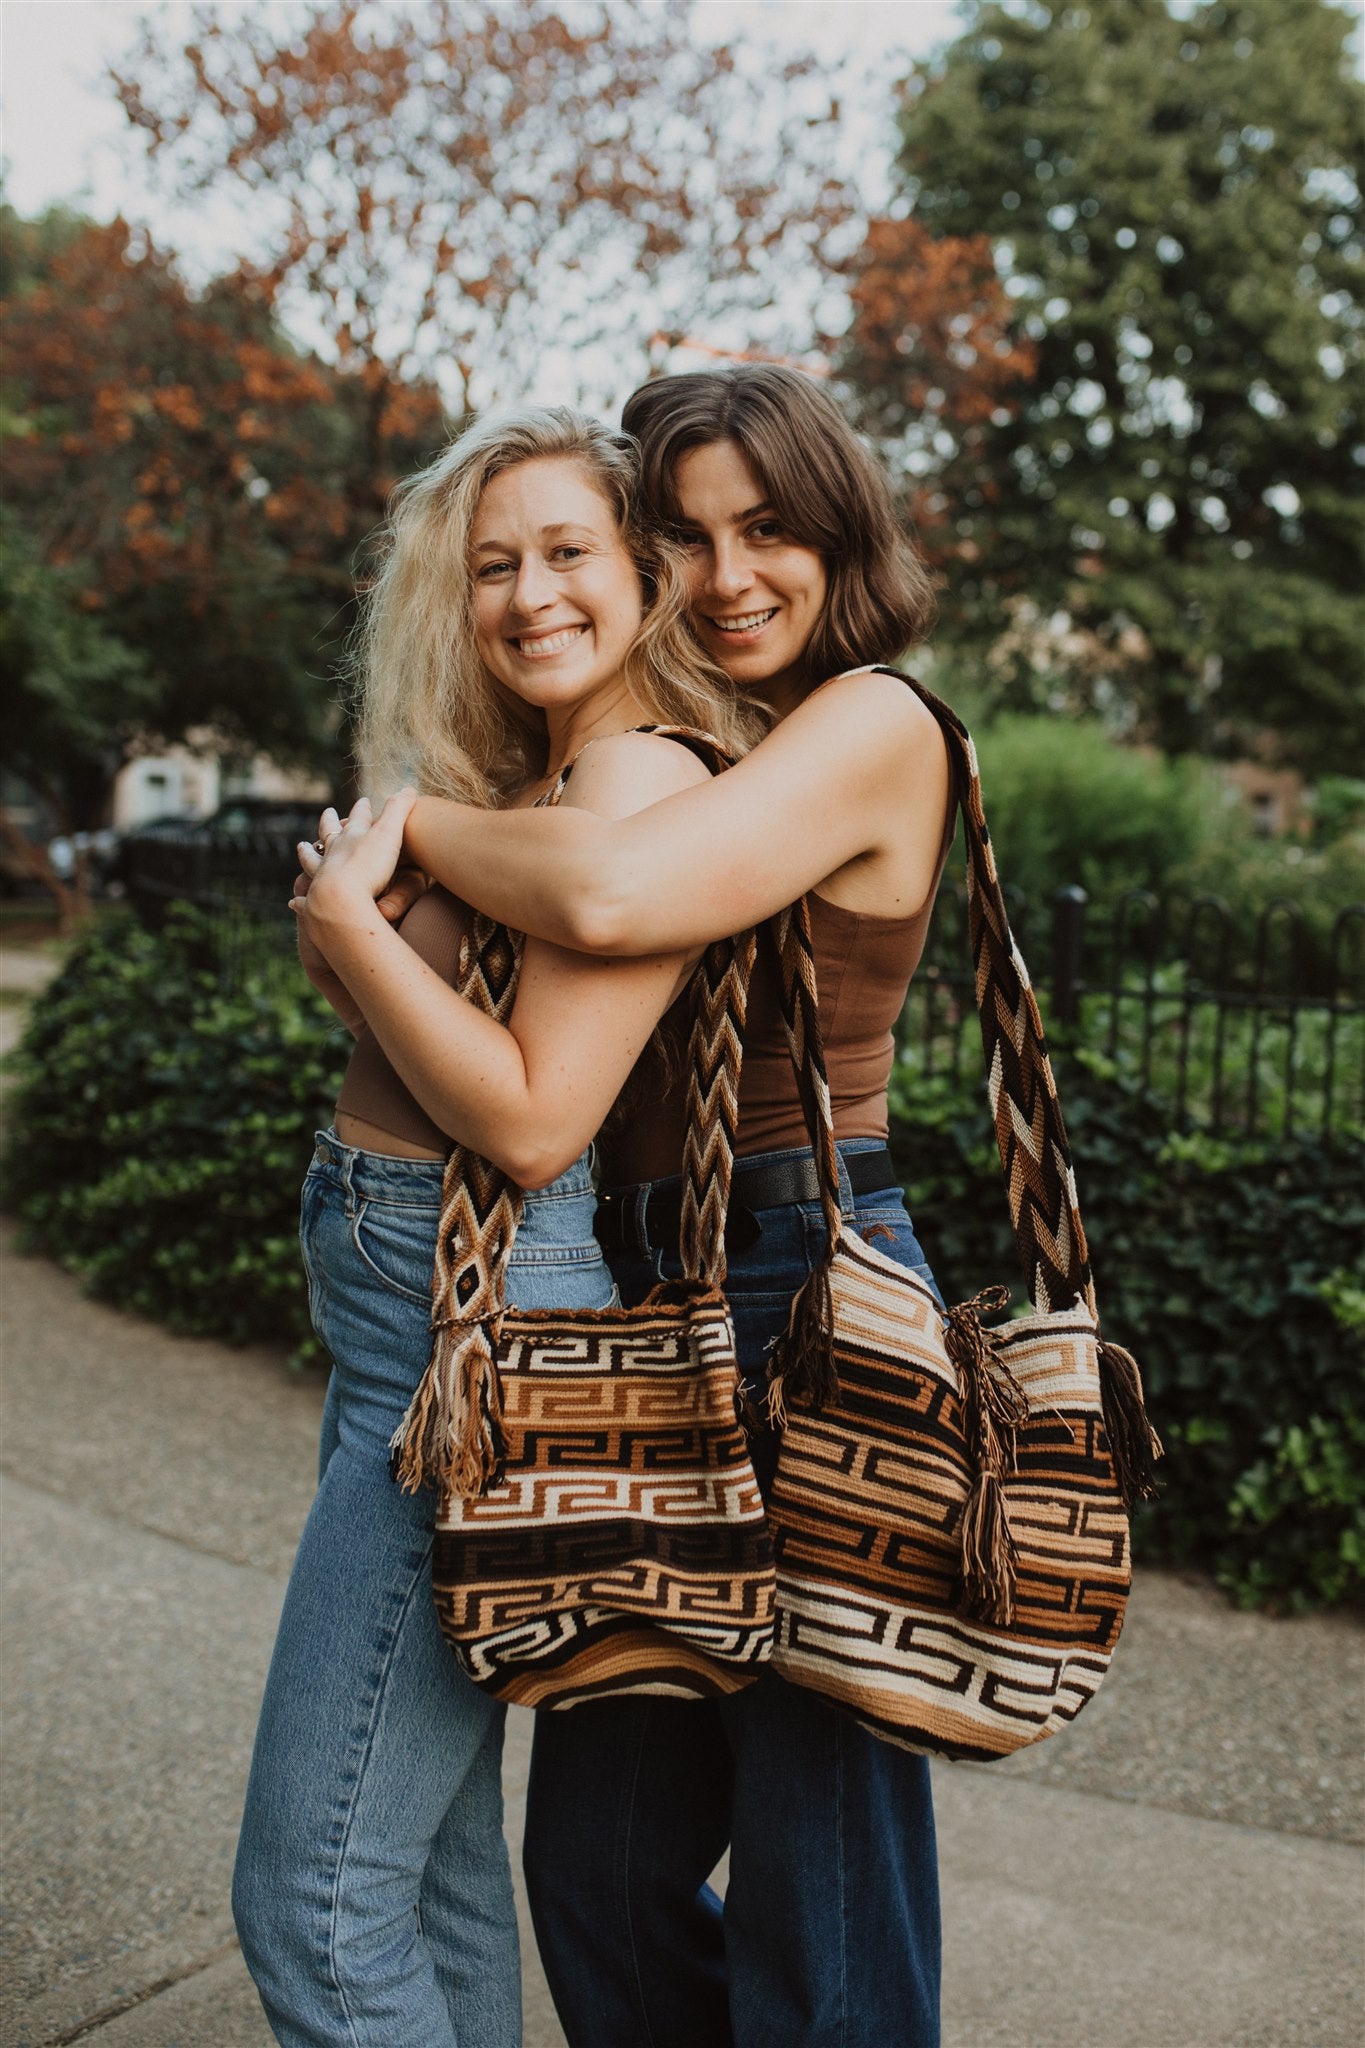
[{"left": 334, "top": 1108, "right": 444, "bottom": 1161}]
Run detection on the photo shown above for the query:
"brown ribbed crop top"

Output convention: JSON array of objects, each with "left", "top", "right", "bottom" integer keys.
[{"left": 334, "top": 884, "right": 474, "bottom": 1152}]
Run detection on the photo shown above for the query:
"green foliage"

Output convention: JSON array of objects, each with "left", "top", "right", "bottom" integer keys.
[
  {"left": 1310, "top": 777, "right": 1365, "bottom": 850},
  {"left": 970, "top": 714, "right": 1215, "bottom": 907},
  {"left": 936, "top": 709, "right": 1365, "bottom": 992},
  {"left": 0, "top": 908, "right": 347, "bottom": 1347},
  {"left": 889, "top": 1047, "right": 1365, "bottom": 1609},
  {"left": 862, "top": 0, "right": 1365, "bottom": 770}
]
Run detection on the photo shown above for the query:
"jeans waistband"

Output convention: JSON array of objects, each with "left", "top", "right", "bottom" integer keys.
[
  {"left": 596, "top": 1140, "right": 898, "bottom": 1257},
  {"left": 309, "top": 1129, "right": 595, "bottom": 1206}
]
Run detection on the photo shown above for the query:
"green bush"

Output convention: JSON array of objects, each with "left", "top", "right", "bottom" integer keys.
[
  {"left": 1, "top": 908, "right": 348, "bottom": 1347},
  {"left": 889, "top": 1050, "right": 1365, "bottom": 1611},
  {"left": 969, "top": 715, "right": 1215, "bottom": 909},
  {"left": 953, "top": 715, "right": 1365, "bottom": 984}
]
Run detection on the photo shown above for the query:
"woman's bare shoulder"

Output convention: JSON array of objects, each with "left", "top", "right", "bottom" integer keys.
[
  {"left": 778, "top": 666, "right": 948, "bottom": 782},
  {"left": 556, "top": 728, "right": 714, "bottom": 821}
]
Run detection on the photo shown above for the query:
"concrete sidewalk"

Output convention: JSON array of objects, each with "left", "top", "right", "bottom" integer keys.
[{"left": 2, "top": 1224, "right": 1361, "bottom": 2048}]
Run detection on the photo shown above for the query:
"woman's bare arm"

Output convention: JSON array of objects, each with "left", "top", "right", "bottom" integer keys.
[
  {"left": 403, "top": 671, "right": 951, "bottom": 956},
  {"left": 301, "top": 735, "right": 711, "bottom": 1188}
]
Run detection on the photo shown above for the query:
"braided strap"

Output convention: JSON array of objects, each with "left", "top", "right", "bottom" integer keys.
[
  {"left": 929, "top": 695, "right": 1093, "bottom": 1316},
  {"left": 391, "top": 912, "right": 524, "bottom": 1497},
  {"left": 762, "top": 898, "right": 844, "bottom": 1420},
  {"left": 679, "top": 929, "right": 757, "bottom": 1286}
]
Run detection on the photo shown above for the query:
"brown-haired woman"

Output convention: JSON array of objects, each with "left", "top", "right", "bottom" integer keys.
[{"left": 381, "top": 366, "right": 954, "bottom": 2048}]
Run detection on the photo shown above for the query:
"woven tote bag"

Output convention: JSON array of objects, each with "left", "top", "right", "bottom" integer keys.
[
  {"left": 390, "top": 735, "right": 776, "bottom": 1709},
  {"left": 762, "top": 672, "right": 1162, "bottom": 1762}
]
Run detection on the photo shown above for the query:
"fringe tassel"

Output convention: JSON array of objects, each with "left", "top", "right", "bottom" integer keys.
[
  {"left": 1098, "top": 1338, "right": 1163, "bottom": 1507},
  {"left": 959, "top": 1471, "right": 1019, "bottom": 1626},
  {"left": 945, "top": 1286, "right": 1027, "bottom": 1624},
  {"left": 765, "top": 1260, "right": 837, "bottom": 1425},
  {"left": 389, "top": 1317, "right": 508, "bottom": 1499}
]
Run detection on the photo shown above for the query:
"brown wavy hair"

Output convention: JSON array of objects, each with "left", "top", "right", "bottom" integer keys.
[{"left": 621, "top": 366, "right": 936, "bottom": 694}]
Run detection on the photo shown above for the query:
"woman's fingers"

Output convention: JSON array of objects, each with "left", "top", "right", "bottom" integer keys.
[{"left": 376, "top": 864, "right": 429, "bottom": 924}]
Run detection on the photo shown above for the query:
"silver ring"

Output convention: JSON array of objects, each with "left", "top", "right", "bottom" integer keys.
[{"left": 313, "top": 838, "right": 327, "bottom": 855}]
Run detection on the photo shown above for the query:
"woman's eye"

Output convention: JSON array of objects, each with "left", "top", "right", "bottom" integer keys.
[
  {"left": 552, "top": 545, "right": 586, "bottom": 563},
  {"left": 750, "top": 519, "right": 784, "bottom": 542},
  {"left": 674, "top": 531, "right": 707, "bottom": 551},
  {"left": 476, "top": 559, "right": 514, "bottom": 580}
]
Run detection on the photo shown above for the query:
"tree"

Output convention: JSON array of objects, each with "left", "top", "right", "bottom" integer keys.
[
  {"left": 0, "top": 208, "right": 447, "bottom": 838},
  {"left": 111, "top": 0, "right": 854, "bottom": 419},
  {"left": 845, "top": 0, "right": 1364, "bottom": 769},
  {"left": 0, "top": 510, "right": 154, "bottom": 918},
  {"left": 836, "top": 213, "right": 1040, "bottom": 572}
]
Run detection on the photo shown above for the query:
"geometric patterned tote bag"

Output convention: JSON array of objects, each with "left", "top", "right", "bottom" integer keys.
[
  {"left": 390, "top": 734, "right": 776, "bottom": 1709},
  {"left": 764, "top": 672, "right": 1161, "bottom": 1761}
]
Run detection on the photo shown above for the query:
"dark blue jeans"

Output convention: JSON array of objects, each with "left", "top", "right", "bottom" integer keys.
[{"left": 523, "top": 1140, "right": 942, "bottom": 2048}]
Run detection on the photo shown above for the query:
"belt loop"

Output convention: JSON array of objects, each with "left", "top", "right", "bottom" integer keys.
[
  {"left": 833, "top": 1142, "right": 856, "bottom": 1219},
  {"left": 338, "top": 1141, "right": 358, "bottom": 1219},
  {"left": 630, "top": 1182, "right": 653, "bottom": 1256}
]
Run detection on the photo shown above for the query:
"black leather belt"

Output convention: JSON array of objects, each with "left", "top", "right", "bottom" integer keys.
[{"left": 595, "top": 1146, "right": 898, "bottom": 1257}]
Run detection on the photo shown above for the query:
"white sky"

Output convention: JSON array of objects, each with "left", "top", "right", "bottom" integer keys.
[{"left": 0, "top": 0, "right": 962, "bottom": 260}]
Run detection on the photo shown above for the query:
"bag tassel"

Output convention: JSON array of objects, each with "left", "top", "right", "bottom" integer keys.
[
  {"left": 959, "top": 1470, "right": 1019, "bottom": 1626},
  {"left": 765, "top": 1258, "right": 837, "bottom": 1424},
  {"left": 389, "top": 1316, "right": 508, "bottom": 1499},
  {"left": 1097, "top": 1338, "right": 1163, "bottom": 1507},
  {"left": 945, "top": 1287, "right": 1028, "bottom": 1624}
]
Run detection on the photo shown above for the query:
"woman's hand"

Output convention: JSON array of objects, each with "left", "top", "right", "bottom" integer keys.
[
  {"left": 290, "top": 833, "right": 429, "bottom": 926},
  {"left": 300, "top": 793, "right": 418, "bottom": 929}
]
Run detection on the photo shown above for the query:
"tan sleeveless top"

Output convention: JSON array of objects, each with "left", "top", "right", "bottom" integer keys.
[
  {"left": 597, "top": 872, "right": 950, "bottom": 1186},
  {"left": 334, "top": 885, "right": 474, "bottom": 1151}
]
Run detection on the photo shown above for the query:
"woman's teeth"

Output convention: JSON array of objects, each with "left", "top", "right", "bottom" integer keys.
[
  {"left": 514, "top": 625, "right": 587, "bottom": 657},
  {"left": 712, "top": 609, "right": 777, "bottom": 634}
]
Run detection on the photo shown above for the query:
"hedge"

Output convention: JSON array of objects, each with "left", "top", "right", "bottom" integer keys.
[
  {"left": 4, "top": 909, "right": 1362, "bottom": 1608},
  {"left": 1, "top": 909, "right": 346, "bottom": 1349}
]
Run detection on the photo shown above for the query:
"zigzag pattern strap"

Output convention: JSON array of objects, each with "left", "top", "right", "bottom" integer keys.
[
  {"left": 767, "top": 902, "right": 844, "bottom": 1252},
  {"left": 545, "top": 720, "right": 753, "bottom": 1291},
  {"left": 391, "top": 910, "right": 525, "bottom": 1497},
  {"left": 871, "top": 669, "right": 1094, "bottom": 1315},
  {"left": 680, "top": 927, "right": 757, "bottom": 1286}
]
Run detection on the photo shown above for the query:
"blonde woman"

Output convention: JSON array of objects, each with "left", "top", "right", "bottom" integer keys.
[{"left": 231, "top": 408, "right": 757, "bottom": 2048}]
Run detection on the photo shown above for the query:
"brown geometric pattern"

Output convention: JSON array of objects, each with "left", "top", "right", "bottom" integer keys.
[
  {"left": 433, "top": 1290, "right": 774, "bottom": 1707},
  {"left": 763, "top": 671, "right": 1160, "bottom": 1760},
  {"left": 394, "top": 727, "right": 777, "bottom": 1706}
]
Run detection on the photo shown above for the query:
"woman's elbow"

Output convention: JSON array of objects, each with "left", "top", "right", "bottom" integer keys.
[
  {"left": 479, "top": 1111, "right": 582, "bottom": 1191},
  {"left": 554, "top": 856, "right": 640, "bottom": 956},
  {"left": 495, "top": 1140, "right": 581, "bottom": 1194}
]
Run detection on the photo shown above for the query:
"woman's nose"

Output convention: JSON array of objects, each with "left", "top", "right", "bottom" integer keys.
[
  {"left": 511, "top": 555, "right": 555, "bottom": 612},
  {"left": 705, "top": 540, "right": 753, "bottom": 601}
]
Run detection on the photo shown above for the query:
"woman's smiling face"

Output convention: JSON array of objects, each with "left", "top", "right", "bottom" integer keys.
[
  {"left": 672, "top": 438, "right": 829, "bottom": 713},
  {"left": 470, "top": 456, "right": 643, "bottom": 719}
]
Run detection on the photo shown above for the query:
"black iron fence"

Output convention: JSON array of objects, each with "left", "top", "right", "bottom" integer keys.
[
  {"left": 906, "top": 881, "right": 1365, "bottom": 1141},
  {"left": 123, "top": 829, "right": 1365, "bottom": 1142}
]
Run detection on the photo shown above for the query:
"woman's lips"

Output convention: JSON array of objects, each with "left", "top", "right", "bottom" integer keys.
[
  {"left": 510, "top": 624, "right": 589, "bottom": 658},
  {"left": 706, "top": 607, "right": 778, "bottom": 640}
]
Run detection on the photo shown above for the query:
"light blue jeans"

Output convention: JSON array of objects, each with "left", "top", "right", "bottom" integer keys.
[{"left": 233, "top": 1132, "right": 617, "bottom": 2048}]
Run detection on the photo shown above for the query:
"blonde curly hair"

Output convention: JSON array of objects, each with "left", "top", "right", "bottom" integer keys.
[{"left": 355, "top": 406, "right": 764, "bottom": 804}]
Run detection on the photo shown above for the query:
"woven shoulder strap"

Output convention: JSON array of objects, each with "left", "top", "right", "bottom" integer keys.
[
  {"left": 391, "top": 725, "right": 756, "bottom": 1499},
  {"left": 770, "top": 670, "right": 1095, "bottom": 1321}
]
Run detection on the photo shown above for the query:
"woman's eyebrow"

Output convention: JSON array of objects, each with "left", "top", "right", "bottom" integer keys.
[
  {"left": 471, "top": 523, "right": 598, "bottom": 554},
  {"left": 676, "top": 502, "right": 774, "bottom": 529}
]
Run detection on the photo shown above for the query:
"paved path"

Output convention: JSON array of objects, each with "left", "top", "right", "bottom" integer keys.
[{"left": 2, "top": 1223, "right": 1362, "bottom": 2047}]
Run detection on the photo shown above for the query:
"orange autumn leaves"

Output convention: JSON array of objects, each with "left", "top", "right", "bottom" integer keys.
[{"left": 1, "top": 217, "right": 442, "bottom": 617}]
